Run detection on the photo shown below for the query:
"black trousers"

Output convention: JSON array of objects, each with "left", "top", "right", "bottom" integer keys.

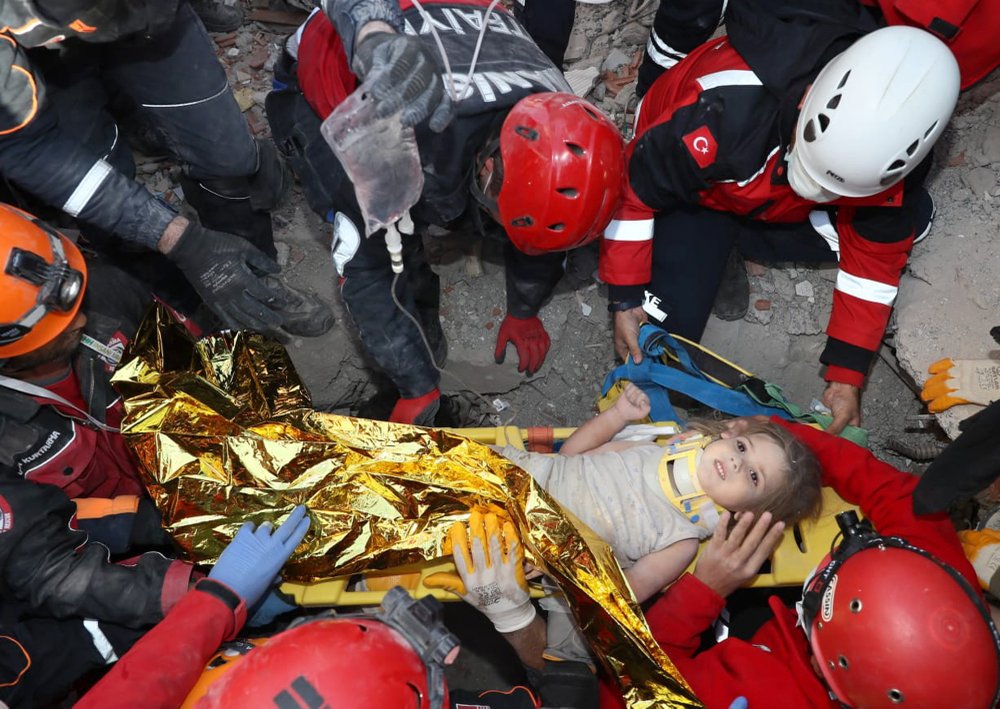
[
  {"left": 0, "top": 614, "right": 143, "bottom": 708},
  {"left": 647, "top": 205, "right": 838, "bottom": 340}
]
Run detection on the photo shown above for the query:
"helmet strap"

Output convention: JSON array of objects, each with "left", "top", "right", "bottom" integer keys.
[{"left": 291, "top": 587, "right": 459, "bottom": 709}]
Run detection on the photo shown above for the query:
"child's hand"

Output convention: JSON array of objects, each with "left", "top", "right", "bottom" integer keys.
[
  {"left": 613, "top": 383, "right": 651, "bottom": 421},
  {"left": 721, "top": 415, "right": 770, "bottom": 438}
]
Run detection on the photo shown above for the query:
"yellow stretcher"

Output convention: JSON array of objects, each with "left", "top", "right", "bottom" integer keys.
[{"left": 281, "top": 425, "right": 857, "bottom": 607}]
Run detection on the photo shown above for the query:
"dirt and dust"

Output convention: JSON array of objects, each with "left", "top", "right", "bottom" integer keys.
[{"left": 149, "top": 2, "right": 998, "bottom": 480}]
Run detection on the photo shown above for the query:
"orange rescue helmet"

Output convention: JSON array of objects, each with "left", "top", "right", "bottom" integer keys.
[{"left": 0, "top": 204, "right": 87, "bottom": 358}]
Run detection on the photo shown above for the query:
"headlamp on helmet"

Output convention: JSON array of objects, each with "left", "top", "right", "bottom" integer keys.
[{"left": 0, "top": 205, "right": 87, "bottom": 357}]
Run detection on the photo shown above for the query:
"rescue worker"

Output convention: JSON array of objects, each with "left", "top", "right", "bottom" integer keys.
[
  {"left": 75, "top": 506, "right": 311, "bottom": 708},
  {"left": 0, "top": 0, "right": 331, "bottom": 339},
  {"left": 447, "top": 420, "right": 1000, "bottom": 707},
  {"left": 636, "top": 0, "right": 1000, "bottom": 98},
  {"left": 600, "top": 421, "right": 1000, "bottom": 707},
  {"left": 0, "top": 205, "right": 289, "bottom": 705},
  {"left": 0, "top": 204, "right": 163, "bottom": 536},
  {"left": 266, "top": 0, "right": 625, "bottom": 425},
  {"left": 603, "top": 20, "right": 960, "bottom": 434},
  {"left": 79, "top": 544, "right": 539, "bottom": 708}
]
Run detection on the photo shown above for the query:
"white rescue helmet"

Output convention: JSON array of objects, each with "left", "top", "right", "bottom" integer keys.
[{"left": 790, "top": 26, "right": 960, "bottom": 198}]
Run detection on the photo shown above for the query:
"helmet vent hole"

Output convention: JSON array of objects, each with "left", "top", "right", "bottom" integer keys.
[
  {"left": 836, "top": 71, "right": 850, "bottom": 90},
  {"left": 557, "top": 187, "right": 579, "bottom": 198},
  {"left": 566, "top": 142, "right": 585, "bottom": 157},
  {"left": 849, "top": 598, "right": 862, "bottom": 613},
  {"left": 887, "top": 159, "right": 906, "bottom": 172},
  {"left": 356, "top": 623, "right": 369, "bottom": 632},
  {"left": 581, "top": 104, "right": 600, "bottom": 121},
  {"left": 905, "top": 140, "right": 919, "bottom": 157},
  {"left": 547, "top": 223, "right": 566, "bottom": 232},
  {"left": 406, "top": 682, "right": 424, "bottom": 706},
  {"left": 888, "top": 689, "right": 904, "bottom": 704},
  {"left": 512, "top": 216, "right": 534, "bottom": 227},
  {"left": 817, "top": 114, "right": 830, "bottom": 133},
  {"left": 825, "top": 94, "right": 841, "bottom": 110},
  {"left": 515, "top": 126, "right": 539, "bottom": 141},
  {"left": 923, "top": 121, "right": 938, "bottom": 139},
  {"left": 838, "top": 655, "right": 849, "bottom": 669},
  {"left": 803, "top": 120, "right": 817, "bottom": 142}
]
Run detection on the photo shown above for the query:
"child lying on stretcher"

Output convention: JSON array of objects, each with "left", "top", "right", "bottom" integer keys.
[{"left": 495, "top": 383, "right": 824, "bottom": 604}]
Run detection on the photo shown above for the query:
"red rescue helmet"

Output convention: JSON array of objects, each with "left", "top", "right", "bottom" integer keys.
[
  {"left": 0, "top": 204, "right": 87, "bottom": 358},
  {"left": 187, "top": 589, "right": 459, "bottom": 708},
  {"left": 802, "top": 512, "right": 1000, "bottom": 708},
  {"left": 497, "top": 93, "right": 625, "bottom": 255}
]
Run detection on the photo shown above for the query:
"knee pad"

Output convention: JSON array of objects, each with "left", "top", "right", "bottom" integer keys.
[
  {"left": 248, "top": 138, "right": 291, "bottom": 212},
  {"left": 188, "top": 138, "right": 289, "bottom": 212}
]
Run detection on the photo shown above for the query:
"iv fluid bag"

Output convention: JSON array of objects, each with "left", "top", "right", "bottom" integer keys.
[{"left": 320, "top": 84, "right": 425, "bottom": 237}]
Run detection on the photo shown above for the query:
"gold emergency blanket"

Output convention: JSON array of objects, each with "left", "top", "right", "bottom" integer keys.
[{"left": 113, "top": 305, "right": 702, "bottom": 708}]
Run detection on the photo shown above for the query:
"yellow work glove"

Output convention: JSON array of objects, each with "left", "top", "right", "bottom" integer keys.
[
  {"left": 959, "top": 529, "right": 1000, "bottom": 596},
  {"left": 425, "top": 510, "right": 535, "bottom": 633},
  {"left": 920, "top": 358, "right": 1000, "bottom": 413}
]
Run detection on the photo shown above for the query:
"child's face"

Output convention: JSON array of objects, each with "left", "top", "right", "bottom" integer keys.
[{"left": 696, "top": 433, "right": 787, "bottom": 511}]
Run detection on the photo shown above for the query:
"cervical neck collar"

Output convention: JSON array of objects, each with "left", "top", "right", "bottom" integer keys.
[{"left": 658, "top": 434, "right": 722, "bottom": 532}]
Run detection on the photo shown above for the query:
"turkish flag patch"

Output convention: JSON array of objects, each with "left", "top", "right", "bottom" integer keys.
[{"left": 682, "top": 125, "right": 718, "bottom": 168}]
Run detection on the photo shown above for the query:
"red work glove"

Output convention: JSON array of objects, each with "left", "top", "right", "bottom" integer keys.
[{"left": 494, "top": 314, "right": 550, "bottom": 376}]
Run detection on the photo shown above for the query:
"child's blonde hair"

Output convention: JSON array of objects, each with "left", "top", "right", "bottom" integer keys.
[{"left": 687, "top": 418, "right": 823, "bottom": 525}]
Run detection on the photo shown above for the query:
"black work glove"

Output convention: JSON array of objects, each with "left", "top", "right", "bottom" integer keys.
[
  {"left": 913, "top": 400, "right": 1000, "bottom": 515},
  {"left": 352, "top": 31, "right": 454, "bottom": 132},
  {"left": 166, "top": 221, "right": 287, "bottom": 340}
]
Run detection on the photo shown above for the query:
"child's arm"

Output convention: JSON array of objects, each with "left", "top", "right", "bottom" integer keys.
[
  {"left": 623, "top": 537, "right": 699, "bottom": 603},
  {"left": 560, "top": 383, "right": 650, "bottom": 455}
]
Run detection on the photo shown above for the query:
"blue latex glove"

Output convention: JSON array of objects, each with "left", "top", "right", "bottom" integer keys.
[
  {"left": 729, "top": 698, "right": 748, "bottom": 709},
  {"left": 247, "top": 588, "right": 299, "bottom": 627},
  {"left": 208, "top": 505, "right": 310, "bottom": 609}
]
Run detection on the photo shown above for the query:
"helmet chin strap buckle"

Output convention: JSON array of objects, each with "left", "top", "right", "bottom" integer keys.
[{"left": 378, "top": 587, "right": 460, "bottom": 709}]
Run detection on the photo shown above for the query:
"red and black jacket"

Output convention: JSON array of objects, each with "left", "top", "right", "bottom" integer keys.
[{"left": 600, "top": 31, "right": 923, "bottom": 388}]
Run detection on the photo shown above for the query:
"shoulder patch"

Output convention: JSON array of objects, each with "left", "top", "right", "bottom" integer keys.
[
  {"left": 0, "top": 495, "right": 13, "bottom": 533},
  {"left": 682, "top": 125, "right": 718, "bottom": 169}
]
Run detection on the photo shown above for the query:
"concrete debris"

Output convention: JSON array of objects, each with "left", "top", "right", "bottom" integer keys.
[
  {"left": 275, "top": 241, "right": 291, "bottom": 267},
  {"left": 794, "top": 280, "right": 814, "bottom": 299},
  {"left": 983, "top": 125, "right": 1000, "bottom": 164},
  {"left": 600, "top": 48, "right": 634, "bottom": 73},
  {"left": 963, "top": 166, "right": 997, "bottom": 198},
  {"left": 564, "top": 67, "right": 601, "bottom": 98}
]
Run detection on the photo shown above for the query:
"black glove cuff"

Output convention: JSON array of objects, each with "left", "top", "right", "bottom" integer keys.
[
  {"left": 166, "top": 220, "right": 203, "bottom": 269},
  {"left": 195, "top": 578, "right": 243, "bottom": 611},
  {"left": 607, "top": 283, "right": 646, "bottom": 303},
  {"left": 325, "top": 0, "right": 404, "bottom": 61},
  {"left": 608, "top": 300, "right": 643, "bottom": 312}
]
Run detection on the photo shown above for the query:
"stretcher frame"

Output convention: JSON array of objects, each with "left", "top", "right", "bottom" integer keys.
[{"left": 281, "top": 425, "right": 857, "bottom": 606}]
